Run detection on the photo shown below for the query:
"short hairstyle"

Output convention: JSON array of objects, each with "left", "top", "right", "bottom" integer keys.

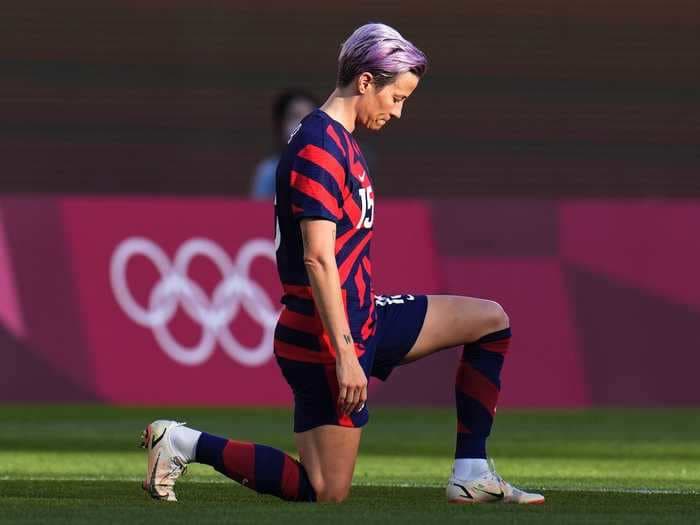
[{"left": 337, "top": 23, "right": 428, "bottom": 88}]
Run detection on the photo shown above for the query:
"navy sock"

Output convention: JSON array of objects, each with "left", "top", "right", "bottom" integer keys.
[
  {"left": 195, "top": 432, "right": 316, "bottom": 502},
  {"left": 455, "top": 328, "right": 511, "bottom": 459}
]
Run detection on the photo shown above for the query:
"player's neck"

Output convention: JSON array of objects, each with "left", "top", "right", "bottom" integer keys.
[{"left": 320, "top": 89, "right": 357, "bottom": 133}]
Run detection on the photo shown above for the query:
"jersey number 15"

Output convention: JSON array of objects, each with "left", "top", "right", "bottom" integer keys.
[{"left": 356, "top": 185, "right": 374, "bottom": 229}]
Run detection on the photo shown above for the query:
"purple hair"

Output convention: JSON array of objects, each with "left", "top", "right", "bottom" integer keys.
[{"left": 337, "top": 23, "right": 428, "bottom": 88}]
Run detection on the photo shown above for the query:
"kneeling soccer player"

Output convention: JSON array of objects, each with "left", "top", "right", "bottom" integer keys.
[{"left": 140, "top": 22, "right": 543, "bottom": 506}]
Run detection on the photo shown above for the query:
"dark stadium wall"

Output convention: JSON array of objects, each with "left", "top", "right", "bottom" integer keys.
[
  {"left": 1, "top": 1, "right": 698, "bottom": 197},
  {"left": 1, "top": 197, "right": 699, "bottom": 407}
]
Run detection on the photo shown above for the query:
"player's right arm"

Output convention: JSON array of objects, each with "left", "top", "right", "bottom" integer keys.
[{"left": 300, "top": 219, "right": 367, "bottom": 416}]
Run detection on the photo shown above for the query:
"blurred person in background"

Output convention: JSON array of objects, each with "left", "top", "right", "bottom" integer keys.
[
  {"left": 141, "top": 22, "right": 543, "bottom": 506},
  {"left": 250, "top": 89, "right": 318, "bottom": 199}
]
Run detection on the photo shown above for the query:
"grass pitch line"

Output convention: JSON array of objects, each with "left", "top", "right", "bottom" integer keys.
[{"left": 1, "top": 476, "right": 697, "bottom": 495}]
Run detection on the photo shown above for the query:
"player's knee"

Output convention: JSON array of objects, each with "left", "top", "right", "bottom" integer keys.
[
  {"left": 480, "top": 300, "right": 509, "bottom": 334},
  {"left": 316, "top": 484, "right": 350, "bottom": 503},
  {"left": 323, "top": 492, "right": 349, "bottom": 503},
  {"left": 307, "top": 477, "right": 325, "bottom": 500}
]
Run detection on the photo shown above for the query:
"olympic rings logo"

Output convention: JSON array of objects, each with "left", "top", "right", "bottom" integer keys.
[{"left": 110, "top": 237, "right": 280, "bottom": 367}]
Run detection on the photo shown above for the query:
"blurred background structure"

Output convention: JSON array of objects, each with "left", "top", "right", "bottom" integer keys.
[
  {"left": 1, "top": 0, "right": 699, "bottom": 407},
  {"left": 2, "top": 0, "right": 698, "bottom": 196}
]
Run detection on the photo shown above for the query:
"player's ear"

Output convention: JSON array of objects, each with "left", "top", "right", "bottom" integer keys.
[{"left": 357, "top": 72, "right": 374, "bottom": 94}]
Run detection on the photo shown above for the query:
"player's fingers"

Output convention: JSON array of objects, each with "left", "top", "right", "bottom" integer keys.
[
  {"left": 347, "top": 386, "right": 361, "bottom": 415},
  {"left": 360, "top": 385, "right": 368, "bottom": 404},
  {"left": 353, "top": 387, "right": 367, "bottom": 412},
  {"left": 340, "top": 385, "right": 351, "bottom": 414},
  {"left": 338, "top": 385, "right": 348, "bottom": 408},
  {"left": 356, "top": 386, "right": 368, "bottom": 412},
  {"left": 344, "top": 385, "right": 356, "bottom": 414},
  {"left": 341, "top": 386, "right": 353, "bottom": 414}
]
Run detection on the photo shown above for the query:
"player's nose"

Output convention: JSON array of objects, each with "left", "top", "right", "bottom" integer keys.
[{"left": 390, "top": 107, "right": 402, "bottom": 119}]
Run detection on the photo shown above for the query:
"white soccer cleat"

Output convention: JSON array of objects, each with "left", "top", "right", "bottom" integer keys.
[
  {"left": 446, "top": 463, "right": 544, "bottom": 505},
  {"left": 139, "top": 419, "right": 188, "bottom": 502}
]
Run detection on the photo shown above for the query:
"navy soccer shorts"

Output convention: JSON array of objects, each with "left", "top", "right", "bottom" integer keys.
[{"left": 276, "top": 294, "right": 428, "bottom": 433}]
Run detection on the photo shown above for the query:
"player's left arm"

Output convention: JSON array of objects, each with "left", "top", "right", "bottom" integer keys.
[{"left": 300, "top": 218, "right": 367, "bottom": 415}]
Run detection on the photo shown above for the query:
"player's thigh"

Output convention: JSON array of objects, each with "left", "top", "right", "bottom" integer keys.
[
  {"left": 295, "top": 425, "right": 362, "bottom": 502},
  {"left": 402, "top": 295, "right": 509, "bottom": 364}
]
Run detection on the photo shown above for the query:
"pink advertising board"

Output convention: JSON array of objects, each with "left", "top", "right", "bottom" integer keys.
[
  {"left": 1, "top": 197, "right": 699, "bottom": 406},
  {"left": 54, "top": 198, "right": 440, "bottom": 405},
  {"left": 60, "top": 199, "right": 288, "bottom": 405}
]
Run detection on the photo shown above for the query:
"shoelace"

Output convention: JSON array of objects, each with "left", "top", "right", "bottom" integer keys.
[
  {"left": 488, "top": 458, "right": 530, "bottom": 498},
  {"left": 166, "top": 456, "right": 188, "bottom": 480},
  {"left": 487, "top": 458, "right": 509, "bottom": 490}
]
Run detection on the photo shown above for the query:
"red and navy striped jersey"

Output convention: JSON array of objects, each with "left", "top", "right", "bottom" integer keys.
[{"left": 273, "top": 109, "right": 375, "bottom": 364}]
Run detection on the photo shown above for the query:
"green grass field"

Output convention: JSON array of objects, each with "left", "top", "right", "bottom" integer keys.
[{"left": 1, "top": 406, "right": 699, "bottom": 524}]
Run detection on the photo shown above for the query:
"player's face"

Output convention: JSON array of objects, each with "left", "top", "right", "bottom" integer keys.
[{"left": 357, "top": 72, "right": 420, "bottom": 131}]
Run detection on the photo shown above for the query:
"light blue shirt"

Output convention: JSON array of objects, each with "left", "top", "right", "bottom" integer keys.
[{"left": 250, "top": 155, "right": 280, "bottom": 200}]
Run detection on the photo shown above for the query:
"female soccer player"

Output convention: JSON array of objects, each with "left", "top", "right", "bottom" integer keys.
[{"left": 141, "top": 22, "right": 544, "bottom": 506}]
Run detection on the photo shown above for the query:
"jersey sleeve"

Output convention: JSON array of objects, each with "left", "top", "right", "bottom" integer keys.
[{"left": 289, "top": 132, "right": 347, "bottom": 223}]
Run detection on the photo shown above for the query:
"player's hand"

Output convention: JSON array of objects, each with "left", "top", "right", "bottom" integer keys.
[{"left": 336, "top": 349, "right": 368, "bottom": 416}]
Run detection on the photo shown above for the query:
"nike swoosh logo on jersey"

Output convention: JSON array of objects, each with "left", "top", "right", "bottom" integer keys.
[
  {"left": 359, "top": 171, "right": 366, "bottom": 181},
  {"left": 151, "top": 428, "right": 166, "bottom": 448}
]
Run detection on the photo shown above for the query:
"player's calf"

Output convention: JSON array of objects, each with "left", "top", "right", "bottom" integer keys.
[
  {"left": 196, "top": 433, "right": 317, "bottom": 502},
  {"left": 450, "top": 327, "right": 515, "bottom": 501}
]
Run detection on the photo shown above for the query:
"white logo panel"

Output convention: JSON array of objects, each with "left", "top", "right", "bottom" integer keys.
[{"left": 110, "top": 237, "right": 280, "bottom": 367}]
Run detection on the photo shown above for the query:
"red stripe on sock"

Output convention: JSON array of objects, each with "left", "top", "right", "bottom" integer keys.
[
  {"left": 222, "top": 441, "right": 256, "bottom": 489},
  {"left": 280, "top": 455, "right": 301, "bottom": 500},
  {"left": 456, "top": 362, "right": 499, "bottom": 417},
  {"left": 481, "top": 338, "right": 511, "bottom": 354}
]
